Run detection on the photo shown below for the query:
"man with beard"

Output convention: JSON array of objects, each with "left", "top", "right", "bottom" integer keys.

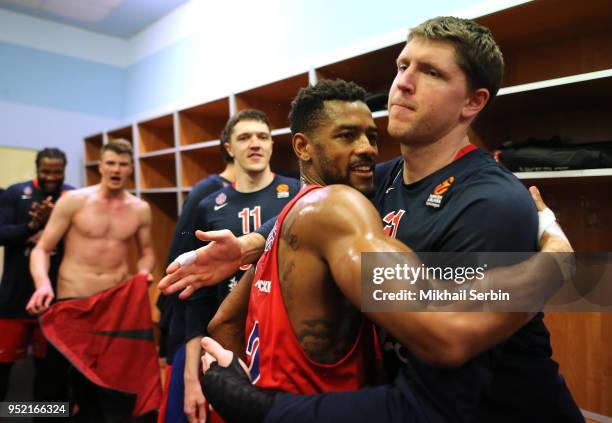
[{"left": 0, "top": 148, "right": 73, "bottom": 402}]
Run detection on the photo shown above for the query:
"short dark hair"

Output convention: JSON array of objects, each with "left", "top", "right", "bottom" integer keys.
[
  {"left": 220, "top": 109, "right": 271, "bottom": 163},
  {"left": 409, "top": 16, "right": 504, "bottom": 100},
  {"left": 36, "top": 148, "right": 67, "bottom": 168},
  {"left": 101, "top": 139, "right": 133, "bottom": 162},
  {"left": 219, "top": 138, "right": 233, "bottom": 164},
  {"left": 289, "top": 79, "right": 367, "bottom": 135}
]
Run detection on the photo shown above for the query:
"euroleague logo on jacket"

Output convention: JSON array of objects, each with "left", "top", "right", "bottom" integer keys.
[
  {"left": 276, "top": 183, "right": 290, "bottom": 199},
  {"left": 426, "top": 176, "right": 455, "bottom": 209}
]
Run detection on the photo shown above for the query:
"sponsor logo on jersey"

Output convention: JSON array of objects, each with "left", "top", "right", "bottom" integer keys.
[
  {"left": 214, "top": 192, "right": 228, "bottom": 210},
  {"left": 264, "top": 222, "right": 278, "bottom": 252},
  {"left": 255, "top": 280, "right": 271, "bottom": 293},
  {"left": 215, "top": 192, "right": 227, "bottom": 205},
  {"left": 426, "top": 176, "right": 454, "bottom": 208},
  {"left": 276, "top": 183, "right": 290, "bottom": 198}
]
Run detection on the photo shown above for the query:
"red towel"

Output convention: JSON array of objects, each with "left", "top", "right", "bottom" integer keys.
[{"left": 40, "top": 274, "right": 162, "bottom": 417}]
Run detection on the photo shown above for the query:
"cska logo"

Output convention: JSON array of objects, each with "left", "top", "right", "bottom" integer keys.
[{"left": 382, "top": 210, "right": 406, "bottom": 239}]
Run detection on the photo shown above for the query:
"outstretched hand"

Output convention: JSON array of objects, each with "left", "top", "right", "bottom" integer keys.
[{"left": 158, "top": 230, "right": 242, "bottom": 299}]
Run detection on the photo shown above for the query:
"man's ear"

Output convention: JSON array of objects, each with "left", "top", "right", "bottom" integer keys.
[
  {"left": 292, "top": 133, "right": 312, "bottom": 162},
  {"left": 224, "top": 142, "right": 234, "bottom": 158},
  {"left": 462, "top": 87, "right": 490, "bottom": 120}
]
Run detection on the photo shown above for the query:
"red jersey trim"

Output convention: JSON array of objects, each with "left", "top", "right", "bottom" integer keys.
[{"left": 453, "top": 144, "right": 478, "bottom": 162}]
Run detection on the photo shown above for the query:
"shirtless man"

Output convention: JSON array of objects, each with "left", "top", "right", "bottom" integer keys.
[
  {"left": 26, "top": 139, "right": 160, "bottom": 421},
  {"left": 27, "top": 140, "right": 154, "bottom": 307}
]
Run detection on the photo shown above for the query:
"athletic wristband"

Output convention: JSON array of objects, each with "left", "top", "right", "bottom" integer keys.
[
  {"left": 175, "top": 250, "right": 197, "bottom": 267},
  {"left": 201, "top": 356, "right": 278, "bottom": 423},
  {"left": 538, "top": 208, "right": 568, "bottom": 242}
]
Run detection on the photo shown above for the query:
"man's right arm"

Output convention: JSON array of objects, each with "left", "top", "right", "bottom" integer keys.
[
  {"left": 26, "top": 192, "right": 79, "bottom": 314},
  {"left": 159, "top": 230, "right": 266, "bottom": 299},
  {"left": 207, "top": 266, "right": 254, "bottom": 359},
  {"left": 184, "top": 336, "right": 207, "bottom": 423},
  {"left": 306, "top": 185, "right": 569, "bottom": 367}
]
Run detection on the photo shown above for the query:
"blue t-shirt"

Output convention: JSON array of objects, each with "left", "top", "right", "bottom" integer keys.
[
  {"left": 184, "top": 174, "right": 301, "bottom": 341},
  {"left": 373, "top": 149, "right": 580, "bottom": 422}
]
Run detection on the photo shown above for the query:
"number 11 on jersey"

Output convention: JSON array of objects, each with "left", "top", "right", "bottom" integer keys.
[{"left": 238, "top": 206, "right": 261, "bottom": 234}]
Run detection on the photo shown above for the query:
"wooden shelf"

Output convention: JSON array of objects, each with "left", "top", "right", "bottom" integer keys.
[
  {"left": 477, "top": 0, "right": 612, "bottom": 86},
  {"left": 85, "top": 163, "right": 100, "bottom": 186},
  {"left": 141, "top": 192, "right": 177, "bottom": 275},
  {"left": 107, "top": 125, "right": 134, "bottom": 145},
  {"left": 515, "top": 176, "right": 612, "bottom": 254},
  {"left": 141, "top": 192, "right": 179, "bottom": 315},
  {"left": 140, "top": 148, "right": 176, "bottom": 158},
  {"left": 235, "top": 73, "right": 309, "bottom": 130},
  {"left": 84, "top": 133, "right": 103, "bottom": 162},
  {"left": 141, "top": 188, "right": 179, "bottom": 194},
  {"left": 138, "top": 114, "right": 175, "bottom": 153},
  {"left": 316, "top": 42, "right": 403, "bottom": 96},
  {"left": 475, "top": 71, "right": 612, "bottom": 149},
  {"left": 180, "top": 146, "right": 226, "bottom": 188},
  {"left": 179, "top": 98, "right": 230, "bottom": 146},
  {"left": 515, "top": 168, "right": 612, "bottom": 180},
  {"left": 139, "top": 153, "right": 176, "bottom": 189}
]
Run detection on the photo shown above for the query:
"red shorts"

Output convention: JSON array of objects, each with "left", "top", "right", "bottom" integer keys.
[{"left": 0, "top": 319, "right": 47, "bottom": 363}]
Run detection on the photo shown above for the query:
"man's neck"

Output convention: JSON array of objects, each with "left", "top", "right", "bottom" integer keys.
[
  {"left": 400, "top": 132, "right": 472, "bottom": 185},
  {"left": 234, "top": 167, "right": 274, "bottom": 193},
  {"left": 97, "top": 184, "right": 125, "bottom": 200},
  {"left": 219, "top": 164, "right": 235, "bottom": 182}
]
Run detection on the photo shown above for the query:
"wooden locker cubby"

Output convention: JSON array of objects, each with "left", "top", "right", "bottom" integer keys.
[
  {"left": 139, "top": 153, "right": 176, "bottom": 189},
  {"left": 180, "top": 145, "right": 226, "bottom": 188},
  {"left": 84, "top": 133, "right": 103, "bottom": 163},
  {"left": 138, "top": 114, "right": 175, "bottom": 153},
  {"left": 85, "top": 163, "right": 100, "bottom": 186},
  {"left": 235, "top": 73, "right": 310, "bottom": 130},
  {"left": 107, "top": 125, "right": 134, "bottom": 144},
  {"left": 179, "top": 98, "right": 230, "bottom": 146}
]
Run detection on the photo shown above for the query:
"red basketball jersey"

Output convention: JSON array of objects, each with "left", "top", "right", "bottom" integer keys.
[{"left": 245, "top": 185, "right": 376, "bottom": 394}]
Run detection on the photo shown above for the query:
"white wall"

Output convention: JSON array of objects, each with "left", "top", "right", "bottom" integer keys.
[{"left": 0, "top": 101, "right": 119, "bottom": 187}]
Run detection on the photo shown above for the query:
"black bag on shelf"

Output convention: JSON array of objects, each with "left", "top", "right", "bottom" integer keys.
[
  {"left": 494, "top": 137, "right": 612, "bottom": 172},
  {"left": 365, "top": 91, "right": 388, "bottom": 112}
]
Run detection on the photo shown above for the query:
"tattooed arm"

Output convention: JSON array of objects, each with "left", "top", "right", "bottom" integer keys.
[
  {"left": 291, "top": 185, "right": 545, "bottom": 367},
  {"left": 207, "top": 267, "right": 254, "bottom": 360}
]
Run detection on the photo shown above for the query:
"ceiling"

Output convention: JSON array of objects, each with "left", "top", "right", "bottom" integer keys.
[{"left": 0, "top": 0, "right": 192, "bottom": 39}]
